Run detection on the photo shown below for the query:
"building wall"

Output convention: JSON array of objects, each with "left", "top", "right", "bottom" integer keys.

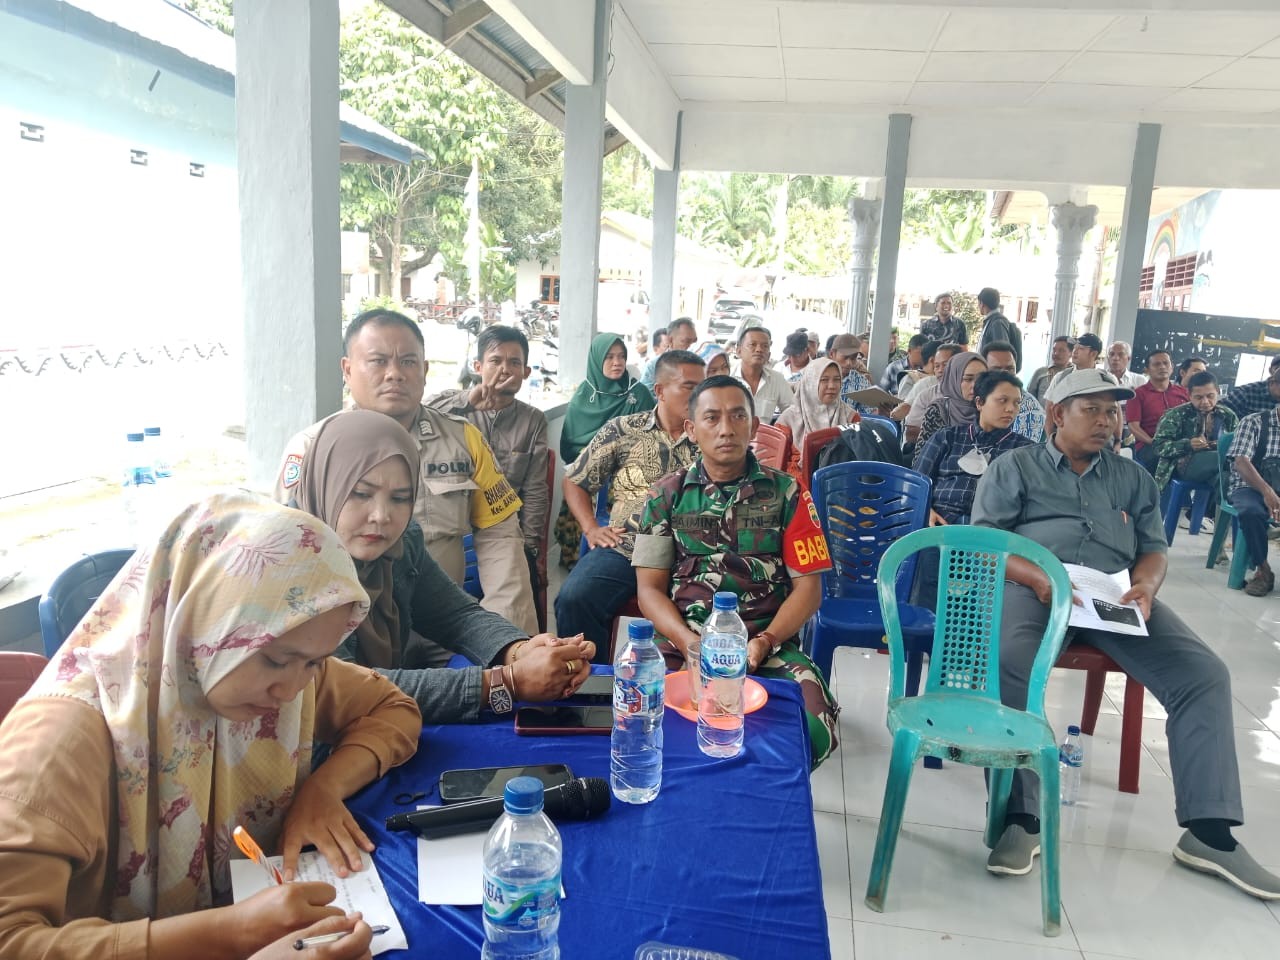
[
  {"left": 1143, "top": 189, "right": 1280, "bottom": 322},
  {"left": 0, "top": 9, "right": 242, "bottom": 493}
]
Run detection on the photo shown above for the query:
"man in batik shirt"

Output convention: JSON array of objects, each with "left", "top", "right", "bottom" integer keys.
[{"left": 632, "top": 374, "right": 840, "bottom": 768}]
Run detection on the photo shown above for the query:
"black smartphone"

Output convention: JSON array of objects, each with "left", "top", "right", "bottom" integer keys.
[
  {"left": 438, "top": 763, "right": 574, "bottom": 804},
  {"left": 514, "top": 705, "right": 614, "bottom": 736},
  {"left": 567, "top": 674, "right": 613, "bottom": 705}
]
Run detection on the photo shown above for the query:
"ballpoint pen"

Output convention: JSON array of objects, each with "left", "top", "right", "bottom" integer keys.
[
  {"left": 294, "top": 925, "right": 390, "bottom": 950},
  {"left": 233, "top": 825, "right": 284, "bottom": 886}
]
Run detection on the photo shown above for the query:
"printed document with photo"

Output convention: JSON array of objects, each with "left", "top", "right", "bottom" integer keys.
[{"left": 1061, "top": 563, "right": 1149, "bottom": 637}]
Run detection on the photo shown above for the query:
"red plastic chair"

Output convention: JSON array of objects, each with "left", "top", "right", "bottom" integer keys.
[
  {"left": 1054, "top": 644, "right": 1145, "bottom": 794},
  {"left": 751, "top": 423, "right": 792, "bottom": 471},
  {"left": 0, "top": 652, "right": 48, "bottom": 724},
  {"left": 801, "top": 427, "right": 842, "bottom": 490},
  {"left": 534, "top": 452, "right": 555, "bottom": 633}
]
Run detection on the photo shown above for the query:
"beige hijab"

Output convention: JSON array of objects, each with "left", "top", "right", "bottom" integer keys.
[
  {"left": 25, "top": 491, "right": 369, "bottom": 917},
  {"left": 776, "top": 358, "right": 857, "bottom": 448},
  {"left": 294, "top": 410, "right": 420, "bottom": 669}
]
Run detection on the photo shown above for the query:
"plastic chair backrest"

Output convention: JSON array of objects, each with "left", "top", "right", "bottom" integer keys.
[
  {"left": 1217, "top": 431, "right": 1235, "bottom": 504},
  {"left": 859, "top": 414, "right": 899, "bottom": 439},
  {"left": 38, "top": 549, "right": 135, "bottom": 658},
  {"left": 0, "top": 652, "right": 48, "bottom": 724},
  {"left": 461, "top": 533, "right": 482, "bottom": 598},
  {"left": 877, "top": 526, "right": 1072, "bottom": 712},
  {"left": 577, "top": 482, "right": 614, "bottom": 559},
  {"left": 802, "top": 427, "right": 843, "bottom": 487},
  {"left": 751, "top": 423, "right": 791, "bottom": 470},
  {"left": 810, "top": 461, "right": 932, "bottom": 604}
]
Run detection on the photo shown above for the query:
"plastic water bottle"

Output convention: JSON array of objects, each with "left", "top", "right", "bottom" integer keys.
[
  {"left": 1059, "top": 724, "right": 1084, "bottom": 806},
  {"left": 611, "top": 619, "right": 664, "bottom": 803},
  {"left": 143, "top": 426, "right": 172, "bottom": 478},
  {"left": 482, "top": 777, "right": 561, "bottom": 960},
  {"left": 698, "top": 592, "right": 748, "bottom": 758},
  {"left": 121, "top": 431, "right": 157, "bottom": 545}
]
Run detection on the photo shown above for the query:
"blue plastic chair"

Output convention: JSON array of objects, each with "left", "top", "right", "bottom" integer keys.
[
  {"left": 461, "top": 533, "right": 482, "bottom": 599},
  {"left": 858, "top": 414, "right": 899, "bottom": 439},
  {"left": 864, "top": 526, "right": 1072, "bottom": 937},
  {"left": 807, "top": 462, "right": 935, "bottom": 690},
  {"left": 577, "top": 484, "right": 612, "bottom": 559},
  {"left": 38, "top": 549, "right": 135, "bottom": 657},
  {"left": 1161, "top": 476, "right": 1213, "bottom": 545}
]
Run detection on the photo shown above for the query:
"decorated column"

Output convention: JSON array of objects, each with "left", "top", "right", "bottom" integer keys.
[{"left": 1049, "top": 201, "right": 1098, "bottom": 340}]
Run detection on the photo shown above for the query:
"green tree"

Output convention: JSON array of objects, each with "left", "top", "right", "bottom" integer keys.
[
  {"left": 680, "top": 172, "right": 777, "bottom": 266},
  {"left": 338, "top": 5, "right": 507, "bottom": 299},
  {"left": 602, "top": 144, "right": 653, "bottom": 218},
  {"left": 784, "top": 201, "right": 853, "bottom": 276},
  {"left": 480, "top": 100, "right": 562, "bottom": 269}
]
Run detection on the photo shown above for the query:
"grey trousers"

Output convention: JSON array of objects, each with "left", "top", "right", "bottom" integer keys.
[{"left": 996, "top": 583, "right": 1243, "bottom": 827}]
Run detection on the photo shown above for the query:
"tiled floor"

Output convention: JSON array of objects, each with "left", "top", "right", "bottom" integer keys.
[{"left": 814, "top": 530, "right": 1280, "bottom": 959}]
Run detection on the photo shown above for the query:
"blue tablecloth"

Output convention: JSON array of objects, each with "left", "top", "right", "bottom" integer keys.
[{"left": 346, "top": 672, "right": 831, "bottom": 960}]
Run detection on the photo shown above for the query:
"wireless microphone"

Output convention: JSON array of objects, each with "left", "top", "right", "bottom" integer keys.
[{"left": 385, "top": 776, "right": 611, "bottom": 838}]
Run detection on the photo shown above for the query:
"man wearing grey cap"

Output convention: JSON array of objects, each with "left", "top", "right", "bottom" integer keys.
[{"left": 971, "top": 367, "right": 1280, "bottom": 900}]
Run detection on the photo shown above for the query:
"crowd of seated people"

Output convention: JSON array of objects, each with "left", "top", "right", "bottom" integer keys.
[{"left": 7, "top": 305, "right": 1280, "bottom": 957}]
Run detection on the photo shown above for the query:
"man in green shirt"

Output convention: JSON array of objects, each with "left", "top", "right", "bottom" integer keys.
[
  {"left": 971, "top": 368, "right": 1280, "bottom": 900},
  {"left": 632, "top": 375, "right": 839, "bottom": 768}
]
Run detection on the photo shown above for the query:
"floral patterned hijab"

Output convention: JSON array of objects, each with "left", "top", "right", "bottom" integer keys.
[{"left": 25, "top": 491, "right": 369, "bottom": 919}]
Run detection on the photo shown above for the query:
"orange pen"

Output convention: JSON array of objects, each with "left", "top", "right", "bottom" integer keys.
[{"left": 234, "top": 825, "right": 284, "bottom": 885}]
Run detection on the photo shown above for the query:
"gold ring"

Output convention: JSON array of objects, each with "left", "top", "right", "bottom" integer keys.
[{"left": 566, "top": 660, "right": 578, "bottom": 674}]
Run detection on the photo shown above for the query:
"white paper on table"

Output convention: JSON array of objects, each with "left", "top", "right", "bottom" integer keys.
[
  {"left": 1061, "top": 563, "right": 1148, "bottom": 637},
  {"left": 414, "top": 806, "right": 567, "bottom": 906},
  {"left": 229, "top": 850, "right": 408, "bottom": 954}
]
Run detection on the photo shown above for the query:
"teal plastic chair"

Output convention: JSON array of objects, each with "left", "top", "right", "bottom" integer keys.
[
  {"left": 864, "top": 526, "right": 1073, "bottom": 937},
  {"left": 1202, "top": 431, "right": 1271, "bottom": 589}
]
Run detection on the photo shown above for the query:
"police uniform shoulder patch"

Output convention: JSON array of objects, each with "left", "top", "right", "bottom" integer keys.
[{"left": 281, "top": 453, "right": 303, "bottom": 489}]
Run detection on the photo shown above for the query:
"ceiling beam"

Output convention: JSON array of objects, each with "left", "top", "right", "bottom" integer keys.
[
  {"left": 381, "top": 0, "right": 565, "bottom": 129},
  {"left": 603, "top": 129, "right": 628, "bottom": 156},
  {"left": 443, "top": 1, "right": 492, "bottom": 45},
  {"left": 525, "top": 69, "right": 561, "bottom": 101}
]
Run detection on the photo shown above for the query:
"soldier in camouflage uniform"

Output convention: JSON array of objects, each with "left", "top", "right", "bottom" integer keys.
[{"left": 633, "top": 375, "right": 840, "bottom": 768}]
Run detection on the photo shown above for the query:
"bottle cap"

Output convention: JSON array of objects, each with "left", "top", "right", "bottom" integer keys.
[
  {"left": 504, "top": 776, "right": 545, "bottom": 815},
  {"left": 144, "top": 427, "right": 161, "bottom": 437},
  {"left": 628, "top": 619, "right": 655, "bottom": 641},
  {"left": 1067, "top": 724, "right": 1081, "bottom": 736},
  {"left": 712, "top": 591, "right": 739, "bottom": 611},
  {"left": 126, "top": 432, "right": 144, "bottom": 442}
]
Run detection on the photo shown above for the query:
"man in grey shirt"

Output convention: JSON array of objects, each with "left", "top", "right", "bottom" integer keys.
[{"left": 971, "top": 368, "right": 1280, "bottom": 900}]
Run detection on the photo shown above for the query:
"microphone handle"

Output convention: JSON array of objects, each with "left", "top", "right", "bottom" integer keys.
[{"left": 384, "top": 778, "right": 593, "bottom": 838}]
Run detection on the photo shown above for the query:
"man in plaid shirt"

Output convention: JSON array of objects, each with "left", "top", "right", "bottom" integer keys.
[{"left": 1227, "top": 389, "right": 1280, "bottom": 596}]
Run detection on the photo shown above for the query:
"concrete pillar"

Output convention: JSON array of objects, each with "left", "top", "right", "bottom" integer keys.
[
  {"left": 1110, "top": 123, "right": 1161, "bottom": 349},
  {"left": 234, "top": 0, "right": 341, "bottom": 489},
  {"left": 650, "top": 111, "right": 682, "bottom": 334},
  {"left": 846, "top": 197, "right": 881, "bottom": 334},
  {"left": 868, "top": 114, "right": 911, "bottom": 382},
  {"left": 1048, "top": 201, "right": 1098, "bottom": 341},
  {"left": 558, "top": 0, "right": 611, "bottom": 386}
]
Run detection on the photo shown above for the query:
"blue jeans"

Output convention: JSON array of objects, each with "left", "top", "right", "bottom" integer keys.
[
  {"left": 553, "top": 545, "right": 636, "bottom": 662},
  {"left": 1230, "top": 486, "right": 1271, "bottom": 569}
]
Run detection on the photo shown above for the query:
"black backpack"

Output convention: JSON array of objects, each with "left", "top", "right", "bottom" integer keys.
[{"left": 816, "top": 422, "right": 907, "bottom": 471}]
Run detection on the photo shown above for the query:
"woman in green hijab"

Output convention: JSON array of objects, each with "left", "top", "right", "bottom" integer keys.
[{"left": 554, "top": 333, "right": 654, "bottom": 567}]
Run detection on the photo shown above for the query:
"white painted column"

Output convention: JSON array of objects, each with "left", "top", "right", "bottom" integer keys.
[
  {"left": 868, "top": 114, "right": 911, "bottom": 382},
  {"left": 234, "top": 0, "right": 341, "bottom": 489},
  {"left": 1111, "top": 123, "right": 1161, "bottom": 349},
  {"left": 846, "top": 196, "right": 882, "bottom": 334},
  {"left": 649, "top": 112, "right": 682, "bottom": 334},
  {"left": 558, "top": 0, "right": 611, "bottom": 386},
  {"left": 1049, "top": 201, "right": 1098, "bottom": 340}
]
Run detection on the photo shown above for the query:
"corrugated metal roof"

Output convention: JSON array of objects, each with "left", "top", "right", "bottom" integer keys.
[{"left": 4, "top": 0, "right": 421, "bottom": 164}]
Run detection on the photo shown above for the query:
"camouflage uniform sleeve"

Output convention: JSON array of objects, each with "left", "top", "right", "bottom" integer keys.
[
  {"left": 778, "top": 477, "right": 833, "bottom": 578},
  {"left": 631, "top": 481, "right": 676, "bottom": 570}
]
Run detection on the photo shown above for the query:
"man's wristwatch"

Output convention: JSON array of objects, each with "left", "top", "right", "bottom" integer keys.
[
  {"left": 487, "top": 666, "right": 513, "bottom": 714},
  {"left": 756, "top": 630, "right": 783, "bottom": 659}
]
